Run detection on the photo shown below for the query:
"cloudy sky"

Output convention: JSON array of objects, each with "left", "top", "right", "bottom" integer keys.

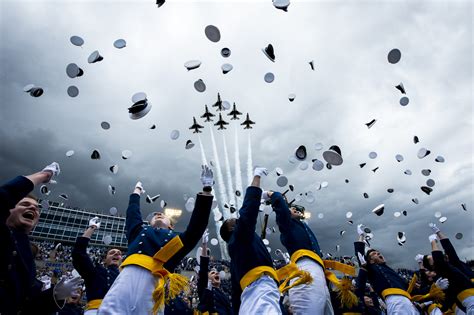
[{"left": 0, "top": 0, "right": 472, "bottom": 268}]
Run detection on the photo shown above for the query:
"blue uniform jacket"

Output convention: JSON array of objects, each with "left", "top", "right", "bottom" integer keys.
[
  {"left": 354, "top": 241, "right": 409, "bottom": 297},
  {"left": 197, "top": 255, "right": 233, "bottom": 314},
  {"left": 72, "top": 236, "right": 119, "bottom": 301},
  {"left": 0, "top": 176, "right": 60, "bottom": 315},
  {"left": 271, "top": 192, "right": 322, "bottom": 258},
  {"left": 125, "top": 192, "right": 213, "bottom": 271},
  {"left": 228, "top": 186, "right": 274, "bottom": 314},
  {"left": 440, "top": 238, "right": 474, "bottom": 280}
]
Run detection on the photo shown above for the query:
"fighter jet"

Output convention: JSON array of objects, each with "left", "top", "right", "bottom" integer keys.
[
  {"left": 212, "top": 93, "right": 224, "bottom": 111},
  {"left": 227, "top": 102, "right": 242, "bottom": 120},
  {"left": 214, "top": 113, "right": 229, "bottom": 130},
  {"left": 241, "top": 113, "right": 255, "bottom": 129},
  {"left": 200, "top": 105, "right": 215, "bottom": 122},
  {"left": 189, "top": 117, "right": 204, "bottom": 133}
]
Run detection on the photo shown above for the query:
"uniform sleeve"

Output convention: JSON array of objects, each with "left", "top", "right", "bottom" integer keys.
[
  {"left": 0, "top": 176, "right": 34, "bottom": 223},
  {"left": 125, "top": 193, "right": 143, "bottom": 243},
  {"left": 354, "top": 241, "right": 366, "bottom": 265},
  {"left": 354, "top": 268, "right": 368, "bottom": 300},
  {"left": 197, "top": 255, "right": 210, "bottom": 299},
  {"left": 440, "top": 238, "right": 461, "bottom": 266},
  {"left": 231, "top": 270, "right": 241, "bottom": 315},
  {"left": 72, "top": 236, "right": 95, "bottom": 279},
  {"left": 20, "top": 283, "right": 60, "bottom": 314},
  {"left": 271, "top": 192, "right": 292, "bottom": 234},
  {"left": 233, "top": 186, "right": 262, "bottom": 241},
  {"left": 165, "top": 193, "right": 213, "bottom": 270}
]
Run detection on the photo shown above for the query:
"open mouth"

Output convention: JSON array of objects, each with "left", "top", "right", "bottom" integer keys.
[{"left": 22, "top": 211, "right": 35, "bottom": 221}]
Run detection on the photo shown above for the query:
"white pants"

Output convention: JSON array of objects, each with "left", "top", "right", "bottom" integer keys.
[
  {"left": 240, "top": 275, "right": 281, "bottom": 315},
  {"left": 430, "top": 306, "right": 443, "bottom": 315},
  {"left": 98, "top": 265, "right": 163, "bottom": 315},
  {"left": 288, "top": 258, "right": 334, "bottom": 315},
  {"left": 385, "top": 294, "right": 419, "bottom": 315},
  {"left": 463, "top": 295, "right": 474, "bottom": 315},
  {"left": 456, "top": 305, "right": 467, "bottom": 315},
  {"left": 85, "top": 310, "right": 98, "bottom": 315}
]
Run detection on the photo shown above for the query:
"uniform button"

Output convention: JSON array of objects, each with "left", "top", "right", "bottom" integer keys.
[
  {"left": 138, "top": 250, "right": 142, "bottom": 254},
  {"left": 107, "top": 276, "right": 110, "bottom": 279},
  {"left": 141, "top": 233, "right": 145, "bottom": 236},
  {"left": 139, "top": 241, "right": 143, "bottom": 245},
  {"left": 12, "top": 251, "right": 17, "bottom": 256},
  {"left": 164, "top": 239, "right": 168, "bottom": 242}
]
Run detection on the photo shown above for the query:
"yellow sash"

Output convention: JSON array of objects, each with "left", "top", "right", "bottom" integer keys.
[
  {"left": 457, "top": 288, "right": 474, "bottom": 303},
  {"left": 85, "top": 299, "right": 102, "bottom": 310}
]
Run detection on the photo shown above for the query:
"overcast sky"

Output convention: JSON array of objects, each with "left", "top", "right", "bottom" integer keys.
[{"left": 0, "top": 0, "right": 472, "bottom": 268}]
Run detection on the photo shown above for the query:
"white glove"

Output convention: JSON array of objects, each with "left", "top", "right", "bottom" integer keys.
[
  {"left": 357, "top": 224, "right": 366, "bottom": 237},
  {"left": 55, "top": 243, "right": 62, "bottom": 251},
  {"left": 253, "top": 167, "right": 268, "bottom": 177},
  {"left": 415, "top": 254, "right": 424, "bottom": 264},
  {"left": 135, "top": 181, "right": 145, "bottom": 194},
  {"left": 429, "top": 234, "right": 438, "bottom": 243},
  {"left": 42, "top": 162, "right": 60, "bottom": 183},
  {"left": 435, "top": 278, "right": 449, "bottom": 290},
  {"left": 200, "top": 165, "right": 214, "bottom": 187},
  {"left": 357, "top": 252, "right": 367, "bottom": 266},
  {"left": 429, "top": 223, "right": 440, "bottom": 234},
  {"left": 54, "top": 276, "right": 83, "bottom": 300},
  {"left": 202, "top": 229, "right": 209, "bottom": 244},
  {"left": 89, "top": 216, "right": 101, "bottom": 229},
  {"left": 262, "top": 191, "right": 271, "bottom": 201}
]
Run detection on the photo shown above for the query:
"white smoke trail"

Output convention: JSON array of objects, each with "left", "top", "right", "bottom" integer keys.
[
  {"left": 222, "top": 134, "right": 236, "bottom": 212},
  {"left": 247, "top": 132, "right": 253, "bottom": 185},
  {"left": 197, "top": 135, "right": 208, "bottom": 166},
  {"left": 234, "top": 127, "right": 244, "bottom": 210},
  {"left": 209, "top": 127, "right": 230, "bottom": 219}
]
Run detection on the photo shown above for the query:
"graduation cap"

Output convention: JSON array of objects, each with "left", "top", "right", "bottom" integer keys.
[
  {"left": 321, "top": 181, "right": 329, "bottom": 188},
  {"left": 40, "top": 185, "right": 50, "bottom": 195},
  {"left": 340, "top": 230, "right": 346, "bottom": 236},
  {"left": 372, "top": 204, "right": 384, "bottom": 216},
  {"left": 91, "top": 150, "right": 101, "bottom": 160},
  {"left": 417, "top": 148, "right": 431, "bottom": 159},
  {"left": 461, "top": 203, "right": 467, "bottom": 211},
  {"left": 108, "top": 185, "right": 116, "bottom": 195},
  {"left": 309, "top": 60, "right": 315, "bottom": 70},
  {"left": 59, "top": 193, "right": 69, "bottom": 200},
  {"left": 421, "top": 169, "right": 431, "bottom": 176},
  {"left": 347, "top": 220, "right": 353, "bottom": 225},
  {"left": 66, "top": 63, "right": 84, "bottom": 78},
  {"left": 387, "top": 48, "right": 401, "bottom": 64},
  {"left": 369, "top": 152, "right": 377, "bottom": 159},
  {"left": 113, "top": 39, "right": 126, "bottom": 49},
  {"left": 262, "top": 44, "right": 275, "bottom": 62},
  {"left": 314, "top": 142, "right": 323, "bottom": 150},
  {"left": 434, "top": 211, "right": 442, "bottom": 218},
  {"left": 204, "top": 25, "right": 221, "bottom": 42},
  {"left": 109, "top": 165, "right": 119, "bottom": 174},
  {"left": 235, "top": 190, "right": 241, "bottom": 197},
  {"left": 288, "top": 155, "right": 296, "bottom": 164},
  {"left": 103, "top": 235, "right": 113, "bottom": 245},
  {"left": 170, "top": 130, "right": 180, "bottom": 140},
  {"left": 363, "top": 193, "right": 369, "bottom": 199},
  {"left": 299, "top": 162, "right": 309, "bottom": 170},
  {"left": 66, "top": 150, "right": 74, "bottom": 157},
  {"left": 323, "top": 145, "right": 343, "bottom": 166},
  {"left": 326, "top": 163, "right": 332, "bottom": 170},
  {"left": 395, "top": 83, "right": 406, "bottom": 94},
  {"left": 156, "top": 0, "right": 165, "bottom": 7},
  {"left": 101, "top": 121, "right": 110, "bottom": 130},
  {"left": 412, "top": 198, "right": 419, "bottom": 204},
  {"left": 264, "top": 72, "right": 275, "bottom": 83},
  {"left": 318, "top": 213, "right": 324, "bottom": 219},
  {"left": 67, "top": 86, "right": 79, "bottom": 97},
  {"left": 70, "top": 35, "right": 84, "bottom": 47},
  {"left": 397, "top": 232, "right": 406, "bottom": 245},
  {"left": 184, "top": 60, "right": 201, "bottom": 71},
  {"left": 194, "top": 79, "right": 206, "bottom": 92},
  {"left": 404, "top": 169, "right": 412, "bottom": 175},
  {"left": 414, "top": 136, "right": 420, "bottom": 144},
  {"left": 393, "top": 211, "right": 401, "bottom": 217},
  {"left": 455, "top": 233, "right": 463, "bottom": 240},
  {"left": 295, "top": 145, "right": 307, "bottom": 160},
  {"left": 426, "top": 179, "right": 435, "bottom": 187},
  {"left": 387, "top": 188, "right": 394, "bottom": 193},
  {"left": 276, "top": 176, "right": 288, "bottom": 187},
  {"left": 439, "top": 216, "right": 447, "bottom": 223},
  {"left": 345, "top": 179, "right": 349, "bottom": 183},
  {"left": 185, "top": 140, "right": 195, "bottom": 150},
  {"left": 273, "top": 0, "right": 290, "bottom": 11},
  {"left": 221, "top": 47, "right": 231, "bottom": 58},
  {"left": 421, "top": 186, "right": 433, "bottom": 195},
  {"left": 210, "top": 238, "right": 219, "bottom": 246},
  {"left": 29, "top": 87, "right": 44, "bottom": 97},
  {"left": 122, "top": 150, "right": 132, "bottom": 159},
  {"left": 314, "top": 182, "right": 321, "bottom": 190},
  {"left": 399, "top": 97, "right": 409, "bottom": 106},
  {"left": 160, "top": 200, "right": 167, "bottom": 209},
  {"left": 275, "top": 167, "right": 283, "bottom": 176},
  {"left": 305, "top": 192, "right": 315, "bottom": 203},
  {"left": 109, "top": 207, "right": 118, "bottom": 215},
  {"left": 128, "top": 92, "right": 152, "bottom": 119},
  {"left": 365, "top": 119, "right": 376, "bottom": 129},
  {"left": 288, "top": 93, "right": 296, "bottom": 102},
  {"left": 402, "top": 210, "right": 407, "bottom": 216},
  {"left": 359, "top": 163, "right": 366, "bottom": 168},
  {"left": 146, "top": 194, "right": 160, "bottom": 204},
  {"left": 150, "top": 124, "right": 156, "bottom": 129},
  {"left": 395, "top": 154, "right": 404, "bottom": 162},
  {"left": 372, "top": 167, "right": 379, "bottom": 173},
  {"left": 23, "top": 84, "right": 35, "bottom": 93},
  {"left": 221, "top": 63, "right": 233, "bottom": 74},
  {"left": 435, "top": 156, "right": 445, "bottom": 163},
  {"left": 87, "top": 50, "right": 104, "bottom": 63}
]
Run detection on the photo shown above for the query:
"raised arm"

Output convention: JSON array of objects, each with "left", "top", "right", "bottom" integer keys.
[
  {"left": 72, "top": 217, "right": 101, "bottom": 278},
  {"left": 430, "top": 223, "right": 462, "bottom": 265},
  {"left": 269, "top": 191, "right": 292, "bottom": 233},
  {"left": 125, "top": 182, "right": 146, "bottom": 243},
  {"left": 197, "top": 231, "right": 210, "bottom": 299}
]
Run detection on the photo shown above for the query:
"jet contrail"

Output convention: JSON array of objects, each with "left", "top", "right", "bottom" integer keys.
[
  {"left": 209, "top": 127, "right": 230, "bottom": 219},
  {"left": 247, "top": 132, "right": 253, "bottom": 186},
  {"left": 198, "top": 135, "right": 208, "bottom": 166},
  {"left": 234, "top": 127, "right": 244, "bottom": 211},
  {"left": 222, "top": 134, "right": 236, "bottom": 212}
]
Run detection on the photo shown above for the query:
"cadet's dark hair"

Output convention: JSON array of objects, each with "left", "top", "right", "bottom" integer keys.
[
  {"left": 219, "top": 218, "right": 237, "bottom": 243},
  {"left": 365, "top": 249, "right": 377, "bottom": 263}
]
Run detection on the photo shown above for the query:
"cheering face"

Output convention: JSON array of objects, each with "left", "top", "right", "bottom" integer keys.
[
  {"left": 364, "top": 296, "right": 374, "bottom": 307},
  {"left": 150, "top": 212, "right": 172, "bottom": 229},
  {"left": 368, "top": 250, "right": 385, "bottom": 264},
  {"left": 424, "top": 269, "right": 437, "bottom": 282},
  {"left": 104, "top": 249, "right": 122, "bottom": 267},
  {"left": 208, "top": 269, "right": 221, "bottom": 287},
  {"left": 7, "top": 197, "right": 40, "bottom": 233},
  {"left": 290, "top": 207, "right": 305, "bottom": 220}
]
